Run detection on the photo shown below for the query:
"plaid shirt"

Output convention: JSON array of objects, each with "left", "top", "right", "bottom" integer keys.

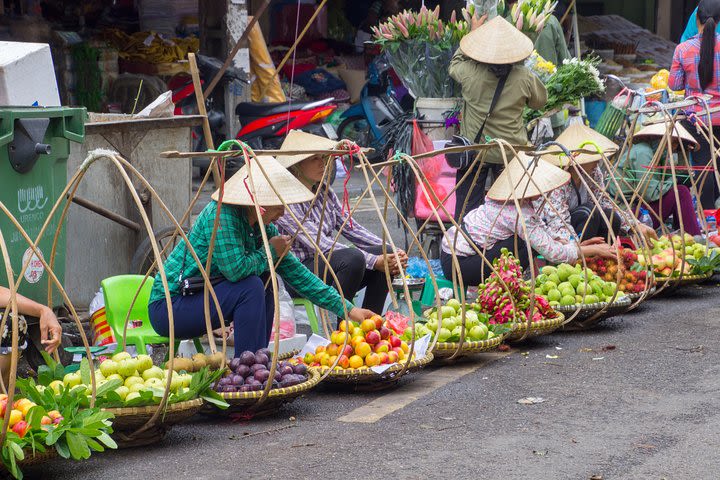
[
  {"left": 669, "top": 34, "right": 720, "bottom": 125},
  {"left": 275, "top": 188, "right": 385, "bottom": 270},
  {"left": 149, "top": 201, "right": 353, "bottom": 317}
]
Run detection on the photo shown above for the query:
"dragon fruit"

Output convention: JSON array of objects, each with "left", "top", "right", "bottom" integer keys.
[{"left": 477, "top": 249, "right": 557, "bottom": 324}]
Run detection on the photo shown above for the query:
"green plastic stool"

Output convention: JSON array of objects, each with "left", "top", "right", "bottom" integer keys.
[
  {"left": 419, "top": 276, "right": 455, "bottom": 308},
  {"left": 101, "top": 275, "right": 203, "bottom": 356},
  {"left": 293, "top": 298, "right": 320, "bottom": 334}
]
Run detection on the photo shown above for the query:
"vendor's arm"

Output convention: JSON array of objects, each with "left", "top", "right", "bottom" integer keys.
[
  {"left": 517, "top": 207, "right": 579, "bottom": 264},
  {"left": 525, "top": 70, "right": 549, "bottom": 110},
  {"left": 449, "top": 49, "right": 471, "bottom": 84},
  {"left": 211, "top": 203, "right": 274, "bottom": 281},
  {"left": 534, "top": 186, "right": 573, "bottom": 241},
  {"left": 0, "top": 287, "right": 61, "bottom": 353},
  {"left": 668, "top": 45, "right": 687, "bottom": 91}
]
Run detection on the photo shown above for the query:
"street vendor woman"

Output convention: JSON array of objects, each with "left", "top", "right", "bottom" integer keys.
[
  {"left": 148, "top": 156, "right": 375, "bottom": 354},
  {"left": 536, "top": 123, "right": 657, "bottom": 242},
  {"left": 441, "top": 153, "right": 616, "bottom": 286},
  {"left": 607, "top": 121, "right": 702, "bottom": 236},
  {"left": 449, "top": 16, "right": 547, "bottom": 219},
  {"left": 0, "top": 286, "right": 62, "bottom": 386},
  {"left": 275, "top": 130, "right": 407, "bottom": 315}
]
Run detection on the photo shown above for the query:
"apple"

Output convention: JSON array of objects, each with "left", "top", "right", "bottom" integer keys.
[
  {"left": 348, "top": 355, "right": 364, "bottom": 369},
  {"left": 365, "top": 330, "right": 381, "bottom": 345},
  {"left": 351, "top": 327, "right": 364, "bottom": 338},
  {"left": 40, "top": 416, "right": 52, "bottom": 426},
  {"left": 117, "top": 358, "right": 138, "bottom": 378},
  {"left": 326, "top": 343, "right": 339, "bottom": 357},
  {"left": 392, "top": 347, "right": 405, "bottom": 360},
  {"left": 387, "top": 351, "right": 399, "bottom": 363},
  {"left": 365, "top": 352, "right": 381, "bottom": 367},
  {"left": 337, "top": 355, "right": 350, "bottom": 368},
  {"left": 341, "top": 345, "right": 353, "bottom": 358},
  {"left": 47, "top": 410, "right": 62, "bottom": 420},
  {"left": 389, "top": 336, "right": 401, "bottom": 348},
  {"left": 99, "top": 360, "right": 118, "bottom": 377},
  {"left": 8, "top": 409, "right": 22, "bottom": 427},
  {"left": 0, "top": 399, "right": 7, "bottom": 417},
  {"left": 12, "top": 421, "right": 28, "bottom": 438},
  {"left": 63, "top": 372, "right": 81, "bottom": 388},
  {"left": 112, "top": 351, "right": 132, "bottom": 362},
  {"left": 372, "top": 315, "right": 383, "bottom": 330},
  {"left": 303, "top": 353, "right": 315, "bottom": 364},
  {"left": 378, "top": 352, "right": 390, "bottom": 364},
  {"left": 374, "top": 340, "right": 390, "bottom": 353},
  {"left": 135, "top": 354, "right": 154, "bottom": 373},
  {"left": 124, "top": 376, "right": 144, "bottom": 389},
  {"left": 379, "top": 326, "right": 391, "bottom": 340},
  {"left": 142, "top": 366, "right": 164, "bottom": 381}
]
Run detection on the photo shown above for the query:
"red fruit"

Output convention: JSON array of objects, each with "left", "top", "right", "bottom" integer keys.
[
  {"left": 12, "top": 421, "right": 28, "bottom": 438},
  {"left": 389, "top": 336, "right": 402, "bottom": 348},
  {"left": 379, "top": 326, "right": 391, "bottom": 340},
  {"left": 341, "top": 345, "right": 353, "bottom": 358},
  {"left": 365, "top": 330, "right": 381, "bottom": 345},
  {"left": 0, "top": 399, "right": 7, "bottom": 417},
  {"left": 372, "top": 315, "right": 383, "bottom": 330}
]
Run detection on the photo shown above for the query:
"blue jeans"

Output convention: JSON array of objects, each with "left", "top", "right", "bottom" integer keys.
[{"left": 148, "top": 276, "right": 274, "bottom": 356}]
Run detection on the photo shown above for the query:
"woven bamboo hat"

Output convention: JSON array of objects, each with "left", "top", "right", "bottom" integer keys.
[
  {"left": 632, "top": 121, "right": 700, "bottom": 151},
  {"left": 459, "top": 16, "right": 533, "bottom": 65},
  {"left": 487, "top": 152, "right": 571, "bottom": 201},
  {"left": 276, "top": 130, "right": 338, "bottom": 169},
  {"left": 542, "top": 123, "right": 620, "bottom": 166},
  {"left": 211, "top": 155, "right": 314, "bottom": 206}
]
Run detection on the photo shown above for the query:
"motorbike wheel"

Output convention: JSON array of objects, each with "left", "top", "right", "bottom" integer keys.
[
  {"left": 131, "top": 226, "right": 190, "bottom": 276},
  {"left": 337, "top": 116, "right": 381, "bottom": 163}
]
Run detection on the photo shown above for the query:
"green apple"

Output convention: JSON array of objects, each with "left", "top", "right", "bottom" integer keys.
[
  {"left": 106, "top": 373, "right": 123, "bottom": 383},
  {"left": 99, "top": 360, "right": 118, "bottom": 377},
  {"left": 446, "top": 299, "right": 461, "bottom": 312},
  {"left": 136, "top": 354, "right": 154, "bottom": 373},
  {"left": 426, "top": 319, "right": 438, "bottom": 332},
  {"left": 438, "top": 327, "right": 452, "bottom": 342},
  {"left": 112, "top": 351, "right": 132, "bottom": 363},
  {"left": 124, "top": 376, "right": 144, "bottom": 389},
  {"left": 464, "top": 311, "right": 480, "bottom": 328},
  {"left": 441, "top": 317, "right": 456, "bottom": 330},
  {"left": 114, "top": 386, "right": 129, "bottom": 400},
  {"left": 557, "top": 264, "right": 575, "bottom": 282},
  {"left": 487, "top": 331, "right": 496, "bottom": 339},
  {"left": 142, "top": 366, "right": 164, "bottom": 381},
  {"left": 451, "top": 326, "right": 463, "bottom": 340},
  {"left": 468, "top": 324, "right": 488, "bottom": 340},
  {"left": 602, "top": 282, "right": 617, "bottom": 297},
  {"left": 575, "top": 283, "right": 589, "bottom": 297},
  {"left": 117, "top": 358, "right": 138, "bottom": 378},
  {"left": 63, "top": 372, "right": 81, "bottom": 388},
  {"left": 49, "top": 380, "right": 64, "bottom": 395},
  {"left": 440, "top": 306, "right": 456, "bottom": 319},
  {"left": 144, "top": 377, "right": 165, "bottom": 389}
]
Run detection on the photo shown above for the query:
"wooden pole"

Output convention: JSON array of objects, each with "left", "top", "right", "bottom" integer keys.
[{"left": 188, "top": 53, "right": 222, "bottom": 188}]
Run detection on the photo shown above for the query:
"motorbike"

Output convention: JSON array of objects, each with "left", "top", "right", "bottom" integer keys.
[
  {"left": 170, "top": 55, "right": 337, "bottom": 176},
  {"left": 336, "top": 55, "right": 406, "bottom": 162}
]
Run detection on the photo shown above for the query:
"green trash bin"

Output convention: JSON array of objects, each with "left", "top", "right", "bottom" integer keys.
[{"left": 0, "top": 106, "right": 86, "bottom": 307}]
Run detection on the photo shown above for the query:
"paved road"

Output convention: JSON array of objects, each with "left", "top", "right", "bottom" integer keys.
[{"left": 27, "top": 280, "right": 720, "bottom": 479}]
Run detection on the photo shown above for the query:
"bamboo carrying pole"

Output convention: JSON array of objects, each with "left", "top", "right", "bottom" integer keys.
[{"left": 188, "top": 53, "right": 223, "bottom": 189}]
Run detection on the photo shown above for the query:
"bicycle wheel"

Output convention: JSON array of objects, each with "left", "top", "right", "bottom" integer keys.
[{"left": 131, "top": 226, "right": 190, "bottom": 276}]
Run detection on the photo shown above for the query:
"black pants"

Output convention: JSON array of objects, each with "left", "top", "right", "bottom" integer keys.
[
  {"left": 440, "top": 237, "right": 529, "bottom": 287},
  {"left": 454, "top": 163, "right": 503, "bottom": 220},
  {"left": 682, "top": 120, "right": 720, "bottom": 209},
  {"left": 289, "top": 245, "right": 389, "bottom": 314},
  {"left": 570, "top": 205, "right": 622, "bottom": 241}
]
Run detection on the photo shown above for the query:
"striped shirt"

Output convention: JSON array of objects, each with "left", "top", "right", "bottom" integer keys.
[
  {"left": 276, "top": 187, "right": 385, "bottom": 270},
  {"left": 669, "top": 33, "right": 720, "bottom": 125}
]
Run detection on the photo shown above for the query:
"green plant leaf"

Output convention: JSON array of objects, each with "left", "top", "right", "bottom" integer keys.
[
  {"left": 95, "top": 378, "right": 122, "bottom": 398},
  {"left": 54, "top": 438, "right": 70, "bottom": 459},
  {"left": 66, "top": 431, "right": 90, "bottom": 460},
  {"left": 95, "top": 432, "right": 117, "bottom": 450},
  {"left": 79, "top": 358, "right": 91, "bottom": 386},
  {"left": 84, "top": 437, "right": 104, "bottom": 453},
  {"left": 25, "top": 405, "right": 46, "bottom": 430}
]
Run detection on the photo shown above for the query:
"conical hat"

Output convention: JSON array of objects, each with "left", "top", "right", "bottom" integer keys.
[
  {"left": 459, "top": 16, "right": 534, "bottom": 65},
  {"left": 542, "top": 123, "right": 620, "bottom": 166},
  {"left": 487, "top": 153, "right": 571, "bottom": 201},
  {"left": 276, "top": 130, "right": 338, "bottom": 169},
  {"left": 632, "top": 121, "right": 700, "bottom": 151},
  {"left": 211, "top": 155, "right": 314, "bottom": 206}
]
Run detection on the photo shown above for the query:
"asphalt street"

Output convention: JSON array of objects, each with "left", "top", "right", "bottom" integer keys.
[{"left": 24, "top": 173, "right": 720, "bottom": 479}]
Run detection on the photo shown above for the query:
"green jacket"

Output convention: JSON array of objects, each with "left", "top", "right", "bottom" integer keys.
[
  {"left": 449, "top": 49, "right": 547, "bottom": 164},
  {"left": 607, "top": 142, "right": 675, "bottom": 203},
  {"left": 149, "top": 201, "right": 353, "bottom": 318},
  {"left": 534, "top": 15, "right": 570, "bottom": 67}
]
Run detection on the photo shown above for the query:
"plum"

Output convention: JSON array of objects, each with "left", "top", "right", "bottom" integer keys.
[
  {"left": 254, "top": 370, "right": 271, "bottom": 383},
  {"left": 292, "top": 364, "right": 307, "bottom": 376},
  {"left": 255, "top": 348, "right": 271, "bottom": 359},
  {"left": 218, "top": 377, "right": 232, "bottom": 387},
  {"left": 231, "top": 375, "right": 245, "bottom": 386},
  {"left": 245, "top": 376, "right": 255, "bottom": 385},
  {"left": 250, "top": 363, "right": 268, "bottom": 374},
  {"left": 235, "top": 364, "right": 250, "bottom": 378},
  {"left": 279, "top": 365, "right": 293, "bottom": 376},
  {"left": 238, "top": 385, "right": 253, "bottom": 392},
  {"left": 229, "top": 358, "right": 242, "bottom": 371},
  {"left": 274, "top": 371, "right": 283, "bottom": 381},
  {"left": 255, "top": 352, "right": 269, "bottom": 366},
  {"left": 239, "top": 351, "right": 256, "bottom": 366}
]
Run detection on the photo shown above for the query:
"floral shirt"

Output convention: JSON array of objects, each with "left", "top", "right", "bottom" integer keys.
[
  {"left": 534, "top": 166, "right": 635, "bottom": 240},
  {"left": 442, "top": 197, "right": 578, "bottom": 264}
]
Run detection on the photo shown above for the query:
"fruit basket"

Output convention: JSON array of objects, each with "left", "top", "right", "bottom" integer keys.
[
  {"left": 104, "top": 398, "right": 204, "bottom": 448},
  {"left": 654, "top": 271, "right": 714, "bottom": 291},
  {"left": 203, "top": 369, "right": 322, "bottom": 417},
  {"left": 16, "top": 448, "right": 58, "bottom": 468},
  {"left": 431, "top": 333, "right": 506, "bottom": 359},
  {"left": 310, "top": 352, "right": 434, "bottom": 388},
  {"left": 556, "top": 295, "right": 632, "bottom": 331},
  {"left": 506, "top": 313, "right": 566, "bottom": 342}
]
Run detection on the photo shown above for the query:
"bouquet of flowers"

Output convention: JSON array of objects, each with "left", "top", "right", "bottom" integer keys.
[
  {"left": 525, "top": 50, "right": 556, "bottom": 83},
  {"left": 372, "top": 5, "right": 482, "bottom": 98},
  {"left": 497, "top": 0, "right": 557, "bottom": 37},
  {"left": 525, "top": 56, "right": 605, "bottom": 122}
]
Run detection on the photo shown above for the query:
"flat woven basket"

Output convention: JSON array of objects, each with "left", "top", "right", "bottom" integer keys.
[
  {"left": 16, "top": 447, "right": 58, "bottom": 467},
  {"left": 201, "top": 368, "right": 322, "bottom": 417},
  {"left": 104, "top": 398, "right": 203, "bottom": 448},
  {"left": 310, "top": 352, "right": 434, "bottom": 387},
  {"left": 432, "top": 333, "right": 505, "bottom": 359},
  {"left": 506, "top": 313, "right": 566, "bottom": 342},
  {"left": 654, "top": 272, "right": 713, "bottom": 291},
  {"left": 557, "top": 295, "right": 632, "bottom": 331}
]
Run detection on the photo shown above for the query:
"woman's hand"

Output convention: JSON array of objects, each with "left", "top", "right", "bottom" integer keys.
[
  {"left": 269, "top": 235, "right": 291, "bottom": 258},
  {"left": 39, "top": 307, "right": 62, "bottom": 354},
  {"left": 374, "top": 249, "right": 409, "bottom": 276},
  {"left": 580, "top": 242, "right": 617, "bottom": 260},
  {"left": 347, "top": 307, "right": 375, "bottom": 323},
  {"left": 580, "top": 237, "right": 606, "bottom": 246},
  {"left": 638, "top": 223, "right": 658, "bottom": 240}
]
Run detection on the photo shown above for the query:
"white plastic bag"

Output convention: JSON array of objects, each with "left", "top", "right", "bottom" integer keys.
[{"left": 272, "top": 277, "right": 296, "bottom": 340}]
